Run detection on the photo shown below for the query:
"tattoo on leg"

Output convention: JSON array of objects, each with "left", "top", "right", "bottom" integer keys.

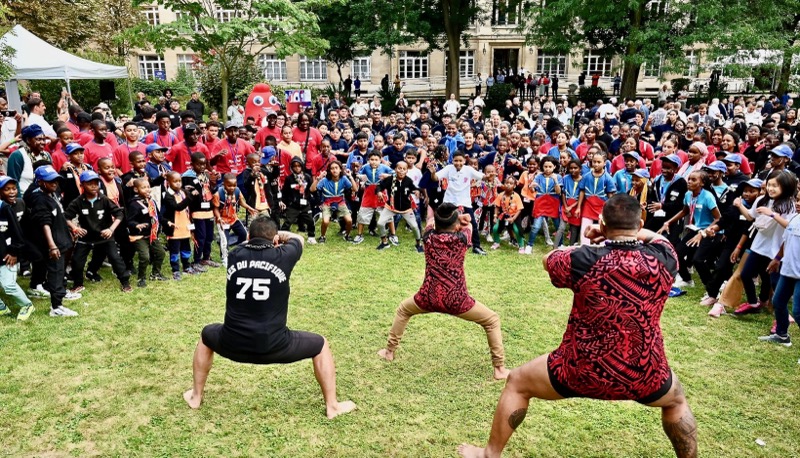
[
  {"left": 508, "top": 408, "right": 528, "bottom": 430},
  {"left": 663, "top": 411, "right": 698, "bottom": 458}
]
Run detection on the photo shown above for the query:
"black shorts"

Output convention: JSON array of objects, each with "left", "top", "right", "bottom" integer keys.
[
  {"left": 547, "top": 361, "right": 673, "bottom": 405},
  {"left": 201, "top": 324, "right": 325, "bottom": 365}
]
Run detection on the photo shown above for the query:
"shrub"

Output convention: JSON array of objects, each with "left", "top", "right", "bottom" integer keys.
[
  {"left": 485, "top": 83, "right": 514, "bottom": 112},
  {"left": 577, "top": 85, "right": 606, "bottom": 104},
  {"left": 197, "top": 58, "right": 261, "bottom": 112}
]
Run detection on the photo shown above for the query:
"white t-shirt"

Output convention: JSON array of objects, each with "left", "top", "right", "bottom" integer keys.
[
  {"left": 1, "top": 118, "right": 16, "bottom": 143},
  {"left": 25, "top": 113, "right": 56, "bottom": 137},
  {"left": 443, "top": 100, "right": 461, "bottom": 115},
  {"left": 438, "top": 164, "right": 483, "bottom": 208},
  {"left": 407, "top": 167, "right": 422, "bottom": 205},
  {"left": 227, "top": 104, "right": 245, "bottom": 126},
  {"left": 781, "top": 215, "right": 800, "bottom": 279},
  {"left": 749, "top": 196, "right": 796, "bottom": 258}
]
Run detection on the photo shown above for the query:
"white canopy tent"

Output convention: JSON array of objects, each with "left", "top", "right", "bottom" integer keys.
[{"left": 1, "top": 24, "right": 131, "bottom": 107}]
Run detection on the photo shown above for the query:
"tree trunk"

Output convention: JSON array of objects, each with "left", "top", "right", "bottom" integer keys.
[
  {"left": 776, "top": 52, "right": 792, "bottom": 95},
  {"left": 337, "top": 63, "right": 343, "bottom": 85},
  {"left": 442, "top": 0, "right": 461, "bottom": 99},
  {"left": 221, "top": 65, "right": 229, "bottom": 122},
  {"left": 621, "top": 61, "right": 640, "bottom": 100}
]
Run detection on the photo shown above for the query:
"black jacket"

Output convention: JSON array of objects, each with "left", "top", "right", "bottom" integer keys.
[
  {"left": 127, "top": 195, "right": 159, "bottom": 238},
  {"left": 281, "top": 172, "right": 313, "bottom": 209},
  {"left": 64, "top": 194, "right": 125, "bottom": 244},
  {"left": 160, "top": 188, "right": 193, "bottom": 237},
  {"left": 23, "top": 188, "right": 72, "bottom": 259},
  {"left": 0, "top": 201, "right": 26, "bottom": 264}
]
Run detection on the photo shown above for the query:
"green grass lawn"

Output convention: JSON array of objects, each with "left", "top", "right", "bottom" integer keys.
[{"left": 1, "top": 231, "right": 798, "bottom": 457}]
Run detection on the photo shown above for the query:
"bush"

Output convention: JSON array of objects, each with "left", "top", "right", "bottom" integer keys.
[
  {"left": 670, "top": 78, "right": 691, "bottom": 98},
  {"left": 376, "top": 86, "right": 398, "bottom": 114},
  {"left": 485, "top": 83, "right": 514, "bottom": 112},
  {"left": 28, "top": 78, "right": 132, "bottom": 119},
  {"left": 197, "top": 58, "right": 262, "bottom": 113},
  {"left": 577, "top": 85, "right": 606, "bottom": 104}
]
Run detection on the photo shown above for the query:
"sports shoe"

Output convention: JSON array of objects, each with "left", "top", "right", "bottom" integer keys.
[
  {"left": 137, "top": 279, "right": 147, "bottom": 288},
  {"left": 415, "top": 244, "right": 424, "bottom": 253},
  {"left": 191, "top": 263, "right": 208, "bottom": 273},
  {"left": 184, "top": 266, "right": 200, "bottom": 275},
  {"left": 318, "top": 236, "right": 327, "bottom": 244},
  {"left": 173, "top": 271, "right": 182, "bottom": 281},
  {"left": 69, "top": 286, "right": 85, "bottom": 294},
  {"left": 708, "top": 303, "right": 726, "bottom": 318},
  {"left": 733, "top": 302, "right": 761, "bottom": 315},
  {"left": 343, "top": 235, "right": 354, "bottom": 243},
  {"left": 338, "top": 229, "right": 347, "bottom": 236},
  {"left": 27, "top": 284, "right": 50, "bottom": 298},
  {"left": 86, "top": 271, "right": 103, "bottom": 282},
  {"left": 486, "top": 234, "right": 494, "bottom": 243},
  {"left": 377, "top": 242, "right": 391, "bottom": 250},
  {"left": 757, "top": 333, "right": 792, "bottom": 347},
  {"left": 500, "top": 232, "right": 510, "bottom": 241},
  {"left": 149, "top": 273, "right": 168, "bottom": 281},
  {"left": 546, "top": 239, "right": 554, "bottom": 247},
  {"left": 472, "top": 247, "right": 487, "bottom": 256},
  {"left": 17, "top": 304, "right": 34, "bottom": 321},
  {"left": 518, "top": 247, "right": 526, "bottom": 254},
  {"left": 672, "top": 277, "right": 695, "bottom": 288},
  {"left": 389, "top": 235, "right": 400, "bottom": 246},
  {"left": 352, "top": 235, "right": 365, "bottom": 244},
  {"left": 491, "top": 243, "right": 500, "bottom": 250},
  {"left": 21, "top": 269, "right": 31, "bottom": 277},
  {"left": 700, "top": 294, "right": 717, "bottom": 306},
  {"left": 122, "top": 284, "right": 133, "bottom": 293},
  {"left": 64, "top": 290, "right": 82, "bottom": 301},
  {"left": 524, "top": 246, "right": 532, "bottom": 255},
  {"left": 49, "top": 306, "right": 78, "bottom": 317},
  {"left": 200, "top": 259, "right": 221, "bottom": 268},
  {"left": 0, "top": 303, "right": 10, "bottom": 316},
  {"left": 307, "top": 237, "right": 317, "bottom": 245}
]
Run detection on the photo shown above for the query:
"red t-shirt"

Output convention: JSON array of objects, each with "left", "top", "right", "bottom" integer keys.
[
  {"left": 144, "top": 130, "right": 179, "bottom": 149},
  {"left": 77, "top": 132, "right": 118, "bottom": 148},
  {"left": 167, "top": 141, "right": 210, "bottom": 174},
  {"left": 83, "top": 141, "right": 116, "bottom": 171},
  {"left": 210, "top": 138, "right": 254, "bottom": 175},
  {"left": 292, "top": 127, "right": 323, "bottom": 163},
  {"left": 255, "top": 125, "right": 282, "bottom": 149},
  {"left": 413, "top": 225, "right": 475, "bottom": 315},
  {"left": 113, "top": 143, "right": 148, "bottom": 174}
]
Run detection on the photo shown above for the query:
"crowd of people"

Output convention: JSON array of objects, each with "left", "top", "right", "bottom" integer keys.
[{"left": 0, "top": 87, "right": 798, "bottom": 355}]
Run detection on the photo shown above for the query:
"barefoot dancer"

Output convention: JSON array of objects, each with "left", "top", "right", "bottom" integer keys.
[
  {"left": 459, "top": 194, "right": 697, "bottom": 458},
  {"left": 378, "top": 203, "right": 510, "bottom": 380},
  {"left": 184, "top": 216, "right": 356, "bottom": 419}
]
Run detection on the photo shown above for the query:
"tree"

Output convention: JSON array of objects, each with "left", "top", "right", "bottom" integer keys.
[
  {"left": 520, "top": 0, "right": 722, "bottom": 99},
  {"left": 125, "top": 0, "right": 328, "bottom": 120},
  {"left": 0, "top": 4, "right": 15, "bottom": 81},
  {"left": 1, "top": 0, "right": 100, "bottom": 50},
  {"left": 315, "top": 0, "right": 371, "bottom": 86}
]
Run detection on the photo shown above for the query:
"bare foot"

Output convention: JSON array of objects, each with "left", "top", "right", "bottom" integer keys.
[
  {"left": 457, "top": 444, "right": 487, "bottom": 458},
  {"left": 377, "top": 348, "right": 394, "bottom": 361},
  {"left": 183, "top": 389, "right": 202, "bottom": 409},
  {"left": 326, "top": 400, "right": 357, "bottom": 419},
  {"left": 493, "top": 366, "right": 510, "bottom": 380}
]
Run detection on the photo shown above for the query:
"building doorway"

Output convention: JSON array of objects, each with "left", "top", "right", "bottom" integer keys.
[{"left": 492, "top": 48, "right": 520, "bottom": 76}]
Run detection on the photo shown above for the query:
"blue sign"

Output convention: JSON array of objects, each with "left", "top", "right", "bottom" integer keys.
[{"left": 154, "top": 70, "right": 166, "bottom": 81}]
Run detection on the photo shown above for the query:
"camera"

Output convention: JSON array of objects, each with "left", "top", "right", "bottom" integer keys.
[{"left": 1, "top": 110, "right": 16, "bottom": 117}]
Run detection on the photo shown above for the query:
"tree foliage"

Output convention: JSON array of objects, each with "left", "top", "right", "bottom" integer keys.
[
  {"left": 124, "top": 0, "right": 329, "bottom": 120},
  {"left": 0, "top": 3, "right": 15, "bottom": 81},
  {"left": 316, "top": 0, "right": 372, "bottom": 84}
]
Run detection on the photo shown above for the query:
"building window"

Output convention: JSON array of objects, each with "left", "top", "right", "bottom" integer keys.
[
  {"left": 491, "top": 0, "right": 522, "bottom": 26},
  {"left": 399, "top": 51, "right": 428, "bottom": 80},
  {"left": 177, "top": 54, "right": 199, "bottom": 77},
  {"left": 685, "top": 50, "right": 699, "bottom": 77},
  {"left": 350, "top": 57, "right": 371, "bottom": 79},
  {"left": 143, "top": 6, "right": 160, "bottom": 25},
  {"left": 138, "top": 54, "right": 165, "bottom": 79},
  {"left": 583, "top": 50, "right": 613, "bottom": 77},
  {"left": 174, "top": 12, "right": 200, "bottom": 32},
  {"left": 646, "top": 0, "right": 668, "bottom": 16},
  {"left": 445, "top": 51, "right": 476, "bottom": 78},
  {"left": 643, "top": 56, "right": 663, "bottom": 78},
  {"left": 300, "top": 57, "right": 327, "bottom": 81},
  {"left": 258, "top": 54, "right": 288, "bottom": 81},
  {"left": 537, "top": 51, "right": 567, "bottom": 77},
  {"left": 215, "top": 9, "right": 239, "bottom": 23}
]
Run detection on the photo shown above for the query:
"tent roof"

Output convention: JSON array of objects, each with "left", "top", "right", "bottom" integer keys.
[{"left": 1, "top": 25, "right": 128, "bottom": 80}]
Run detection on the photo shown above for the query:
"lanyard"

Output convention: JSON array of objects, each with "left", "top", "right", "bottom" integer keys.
[
  {"left": 688, "top": 193, "right": 699, "bottom": 225},
  {"left": 659, "top": 176, "right": 674, "bottom": 203},
  {"left": 157, "top": 133, "right": 172, "bottom": 148}
]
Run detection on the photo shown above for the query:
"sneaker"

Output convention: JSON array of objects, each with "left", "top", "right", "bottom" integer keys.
[
  {"left": 389, "top": 235, "right": 400, "bottom": 246},
  {"left": 49, "top": 306, "right": 78, "bottom": 317},
  {"left": 500, "top": 232, "right": 510, "bottom": 241},
  {"left": 191, "top": 263, "right": 208, "bottom": 273},
  {"left": 27, "top": 284, "right": 50, "bottom": 298},
  {"left": 343, "top": 235, "right": 354, "bottom": 243},
  {"left": 318, "top": 236, "right": 327, "bottom": 244},
  {"left": 700, "top": 294, "right": 717, "bottom": 306},
  {"left": 757, "top": 334, "right": 792, "bottom": 347},
  {"left": 415, "top": 244, "right": 424, "bottom": 253},
  {"left": 377, "top": 242, "right": 391, "bottom": 250},
  {"left": 486, "top": 234, "right": 494, "bottom": 244},
  {"left": 137, "top": 279, "right": 147, "bottom": 288},
  {"left": 17, "top": 304, "right": 34, "bottom": 321},
  {"left": 524, "top": 246, "right": 532, "bottom": 255},
  {"left": 172, "top": 271, "right": 182, "bottom": 281},
  {"left": 85, "top": 271, "right": 103, "bottom": 282},
  {"left": 491, "top": 243, "right": 500, "bottom": 250},
  {"left": 21, "top": 269, "right": 31, "bottom": 277},
  {"left": 307, "top": 237, "right": 317, "bottom": 245},
  {"left": 733, "top": 302, "right": 761, "bottom": 315},
  {"left": 149, "top": 273, "right": 168, "bottom": 281},
  {"left": 546, "top": 239, "right": 554, "bottom": 247},
  {"left": 338, "top": 229, "right": 347, "bottom": 236},
  {"left": 352, "top": 235, "right": 364, "bottom": 244},
  {"left": 64, "top": 291, "right": 82, "bottom": 301},
  {"left": 368, "top": 229, "right": 378, "bottom": 237},
  {"left": 708, "top": 303, "right": 726, "bottom": 318},
  {"left": 184, "top": 266, "right": 200, "bottom": 275},
  {"left": 0, "top": 303, "right": 10, "bottom": 316},
  {"left": 69, "top": 286, "right": 85, "bottom": 294},
  {"left": 472, "top": 247, "right": 487, "bottom": 256},
  {"left": 518, "top": 247, "right": 526, "bottom": 254},
  {"left": 200, "top": 259, "right": 221, "bottom": 268},
  {"left": 672, "top": 278, "right": 695, "bottom": 288},
  {"left": 122, "top": 285, "right": 133, "bottom": 293}
]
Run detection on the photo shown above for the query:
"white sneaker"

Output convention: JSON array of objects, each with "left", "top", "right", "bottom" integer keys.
[
  {"left": 307, "top": 237, "right": 317, "bottom": 245},
  {"left": 27, "top": 284, "right": 51, "bottom": 298},
  {"left": 486, "top": 234, "right": 494, "bottom": 243},
  {"left": 673, "top": 279, "right": 695, "bottom": 288},
  {"left": 524, "top": 246, "right": 532, "bottom": 255},
  {"left": 49, "top": 306, "right": 78, "bottom": 317},
  {"left": 500, "top": 232, "right": 510, "bottom": 241},
  {"left": 64, "top": 291, "right": 82, "bottom": 301},
  {"left": 546, "top": 239, "right": 554, "bottom": 247},
  {"left": 700, "top": 294, "right": 717, "bottom": 306}
]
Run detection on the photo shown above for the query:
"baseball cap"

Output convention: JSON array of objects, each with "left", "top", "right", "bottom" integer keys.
[
  {"left": 183, "top": 122, "right": 198, "bottom": 132},
  {"left": 742, "top": 178, "right": 763, "bottom": 189},
  {"left": 79, "top": 170, "right": 101, "bottom": 183},
  {"left": 146, "top": 143, "right": 168, "bottom": 155},
  {"left": 633, "top": 169, "right": 650, "bottom": 179},
  {"left": 266, "top": 111, "right": 278, "bottom": 118},
  {"left": 661, "top": 154, "right": 682, "bottom": 168},
  {"left": 261, "top": 146, "right": 277, "bottom": 164},
  {"left": 770, "top": 144, "right": 794, "bottom": 158},
  {"left": 34, "top": 165, "right": 61, "bottom": 182},
  {"left": 65, "top": 143, "right": 86, "bottom": 155},
  {"left": 703, "top": 161, "right": 727, "bottom": 173},
  {"left": 721, "top": 153, "right": 742, "bottom": 164},
  {"left": 224, "top": 120, "right": 239, "bottom": 130},
  {"left": 622, "top": 151, "right": 641, "bottom": 161},
  {"left": 0, "top": 176, "right": 18, "bottom": 188}
]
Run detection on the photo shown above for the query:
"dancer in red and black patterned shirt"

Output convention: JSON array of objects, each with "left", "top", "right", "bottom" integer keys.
[
  {"left": 459, "top": 194, "right": 697, "bottom": 458},
  {"left": 377, "top": 202, "right": 510, "bottom": 380}
]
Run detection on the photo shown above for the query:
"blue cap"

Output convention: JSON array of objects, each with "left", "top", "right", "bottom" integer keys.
[
  {"left": 661, "top": 154, "right": 682, "bottom": 168},
  {"left": 633, "top": 169, "right": 650, "bottom": 179},
  {"left": 703, "top": 161, "right": 728, "bottom": 172},
  {"left": 622, "top": 151, "right": 641, "bottom": 161},
  {"left": 21, "top": 124, "right": 44, "bottom": 139},
  {"left": 721, "top": 153, "right": 742, "bottom": 164},
  {"left": 770, "top": 144, "right": 794, "bottom": 158},
  {"left": 146, "top": 143, "right": 169, "bottom": 155},
  {"left": 261, "top": 145, "right": 277, "bottom": 164},
  {"left": 34, "top": 165, "right": 61, "bottom": 182},
  {"left": 79, "top": 170, "right": 101, "bottom": 183},
  {"left": 64, "top": 143, "right": 85, "bottom": 155},
  {"left": 742, "top": 178, "right": 763, "bottom": 189},
  {"left": 0, "top": 176, "right": 18, "bottom": 188}
]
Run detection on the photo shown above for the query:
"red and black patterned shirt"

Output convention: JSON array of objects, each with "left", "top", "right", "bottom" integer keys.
[{"left": 414, "top": 225, "right": 474, "bottom": 315}]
